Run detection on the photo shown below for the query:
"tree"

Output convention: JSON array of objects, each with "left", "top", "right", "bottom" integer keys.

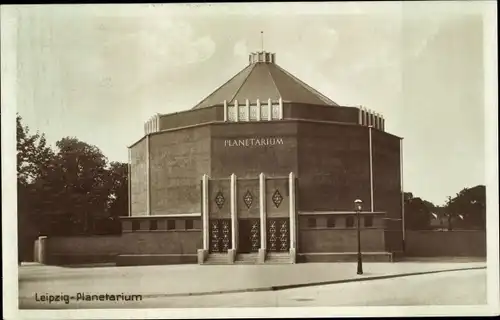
[
  {"left": 33, "top": 137, "right": 112, "bottom": 235},
  {"left": 445, "top": 185, "right": 486, "bottom": 230},
  {"left": 17, "top": 115, "right": 55, "bottom": 261},
  {"left": 404, "top": 192, "right": 434, "bottom": 230},
  {"left": 96, "top": 161, "right": 128, "bottom": 234}
]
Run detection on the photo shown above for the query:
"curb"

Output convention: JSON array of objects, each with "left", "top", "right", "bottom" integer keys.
[{"left": 141, "top": 266, "right": 486, "bottom": 299}]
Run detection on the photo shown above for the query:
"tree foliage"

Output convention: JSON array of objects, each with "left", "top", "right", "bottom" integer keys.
[
  {"left": 404, "top": 192, "right": 435, "bottom": 230},
  {"left": 17, "top": 115, "right": 128, "bottom": 260},
  {"left": 404, "top": 185, "right": 486, "bottom": 231},
  {"left": 445, "top": 185, "right": 486, "bottom": 230}
]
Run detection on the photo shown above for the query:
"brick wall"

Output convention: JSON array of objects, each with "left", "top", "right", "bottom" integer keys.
[
  {"left": 405, "top": 230, "right": 486, "bottom": 257},
  {"left": 284, "top": 103, "right": 359, "bottom": 124},
  {"left": 35, "top": 228, "right": 202, "bottom": 265},
  {"left": 120, "top": 231, "right": 201, "bottom": 255},
  {"left": 149, "top": 126, "right": 211, "bottom": 215},
  {"left": 297, "top": 122, "right": 371, "bottom": 211},
  {"left": 210, "top": 122, "right": 298, "bottom": 178},
  {"left": 159, "top": 106, "right": 222, "bottom": 130},
  {"left": 372, "top": 129, "right": 402, "bottom": 220},
  {"left": 298, "top": 229, "right": 386, "bottom": 253},
  {"left": 130, "top": 139, "right": 148, "bottom": 216}
]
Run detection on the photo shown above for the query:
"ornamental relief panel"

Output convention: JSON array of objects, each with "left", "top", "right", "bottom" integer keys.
[
  {"left": 237, "top": 179, "right": 260, "bottom": 219},
  {"left": 208, "top": 179, "right": 231, "bottom": 219}
]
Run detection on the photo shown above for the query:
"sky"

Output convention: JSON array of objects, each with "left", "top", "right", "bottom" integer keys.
[{"left": 11, "top": 2, "right": 492, "bottom": 206}]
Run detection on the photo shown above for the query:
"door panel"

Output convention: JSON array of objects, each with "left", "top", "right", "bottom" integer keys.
[
  {"left": 209, "top": 219, "right": 231, "bottom": 253},
  {"left": 238, "top": 219, "right": 260, "bottom": 253},
  {"left": 267, "top": 218, "right": 290, "bottom": 252}
]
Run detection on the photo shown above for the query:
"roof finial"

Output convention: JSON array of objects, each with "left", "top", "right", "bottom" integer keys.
[{"left": 261, "top": 31, "right": 264, "bottom": 52}]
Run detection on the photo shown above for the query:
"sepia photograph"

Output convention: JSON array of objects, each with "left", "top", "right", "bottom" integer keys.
[{"left": 1, "top": 2, "right": 498, "bottom": 319}]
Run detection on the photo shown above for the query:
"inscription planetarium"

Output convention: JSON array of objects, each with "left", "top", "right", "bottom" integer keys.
[{"left": 223, "top": 137, "right": 285, "bottom": 147}]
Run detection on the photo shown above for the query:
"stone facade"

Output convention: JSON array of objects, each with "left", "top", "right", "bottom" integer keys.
[{"left": 125, "top": 50, "right": 403, "bottom": 265}]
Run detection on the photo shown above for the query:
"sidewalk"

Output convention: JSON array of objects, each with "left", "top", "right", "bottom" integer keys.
[{"left": 19, "top": 261, "right": 486, "bottom": 298}]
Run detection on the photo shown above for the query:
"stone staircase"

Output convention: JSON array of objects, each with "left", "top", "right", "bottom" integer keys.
[
  {"left": 204, "top": 253, "right": 230, "bottom": 265},
  {"left": 265, "top": 252, "right": 293, "bottom": 264},
  {"left": 202, "top": 252, "right": 294, "bottom": 265},
  {"left": 235, "top": 253, "right": 259, "bottom": 264}
]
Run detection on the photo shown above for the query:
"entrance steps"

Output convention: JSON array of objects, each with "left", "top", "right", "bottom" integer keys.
[
  {"left": 202, "top": 252, "right": 294, "bottom": 264},
  {"left": 265, "top": 252, "right": 293, "bottom": 264},
  {"left": 235, "top": 253, "right": 259, "bottom": 264},
  {"left": 204, "top": 253, "right": 230, "bottom": 265}
]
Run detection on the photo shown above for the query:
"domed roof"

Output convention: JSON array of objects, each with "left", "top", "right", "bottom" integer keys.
[{"left": 192, "top": 51, "right": 339, "bottom": 109}]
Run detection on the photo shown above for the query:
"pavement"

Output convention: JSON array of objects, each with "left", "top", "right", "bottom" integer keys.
[
  {"left": 18, "top": 259, "right": 486, "bottom": 309},
  {"left": 95, "top": 268, "right": 487, "bottom": 308}
]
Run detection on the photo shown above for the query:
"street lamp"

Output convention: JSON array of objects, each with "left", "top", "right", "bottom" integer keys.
[{"left": 354, "top": 199, "right": 363, "bottom": 275}]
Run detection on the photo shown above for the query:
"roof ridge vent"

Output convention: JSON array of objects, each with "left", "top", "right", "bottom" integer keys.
[{"left": 249, "top": 51, "right": 276, "bottom": 65}]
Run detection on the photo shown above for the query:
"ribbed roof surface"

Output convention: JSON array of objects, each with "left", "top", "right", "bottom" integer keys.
[{"left": 192, "top": 51, "right": 338, "bottom": 109}]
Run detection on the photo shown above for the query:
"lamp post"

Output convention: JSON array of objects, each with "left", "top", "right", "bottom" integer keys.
[{"left": 354, "top": 199, "right": 363, "bottom": 275}]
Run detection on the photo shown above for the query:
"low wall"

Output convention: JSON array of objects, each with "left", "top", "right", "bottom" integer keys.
[
  {"left": 404, "top": 230, "right": 486, "bottom": 257},
  {"left": 34, "top": 231, "right": 202, "bottom": 265},
  {"left": 298, "top": 229, "right": 386, "bottom": 253},
  {"left": 36, "top": 235, "right": 122, "bottom": 265}
]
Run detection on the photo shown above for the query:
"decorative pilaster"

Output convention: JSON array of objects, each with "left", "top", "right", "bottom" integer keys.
[
  {"left": 279, "top": 98, "right": 283, "bottom": 120},
  {"left": 268, "top": 98, "right": 272, "bottom": 121},
  {"left": 234, "top": 100, "right": 239, "bottom": 122},
  {"left": 146, "top": 134, "right": 151, "bottom": 215},
  {"left": 197, "top": 174, "right": 210, "bottom": 264},
  {"left": 363, "top": 107, "right": 368, "bottom": 126},
  {"left": 224, "top": 100, "right": 228, "bottom": 122},
  {"left": 358, "top": 106, "right": 362, "bottom": 125},
  {"left": 400, "top": 138, "right": 405, "bottom": 244},
  {"left": 381, "top": 117, "right": 385, "bottom": 131},
  {"left": 246, "top": 99, "right": 250, "bottom": 122},
  {"left": 289, "top": 172, "right": 297, "bottom": 263},
  {"left": 229, "top": 173, "right": 238, "bottom": 263},
  {"left": 258, "top": 172, "right": 267, "bottom": 263},
  {"left": 369, "top": 127, "right": 374, "bottom": 212},
  {"left": 256, "top": 99, "right": 261, "bottom": 121},
  {"left": 128, "top": 148, "right": 132, "bottom": 216},
  {"left": 202, "top": 174, "right": 209, "bottom": 250}
]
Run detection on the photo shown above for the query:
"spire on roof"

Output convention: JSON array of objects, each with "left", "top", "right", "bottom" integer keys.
[{"left": 261, "top": 31, "right": 264, "bottom": 51}]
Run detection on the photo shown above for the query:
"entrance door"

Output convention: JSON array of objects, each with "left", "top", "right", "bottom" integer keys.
[
  {"left": 267, "top": 218, "right": 290, "bottom": 252},
  {"left": 238, "top": 219, "right": 260, "bottom": 253},
  {"left": 209, "top": 219, "right": 231, "bottom": 253}
]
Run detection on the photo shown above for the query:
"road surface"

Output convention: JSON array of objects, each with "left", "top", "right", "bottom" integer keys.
[{"left": 20, "top": 268, "right": 486, "bottom": 308}]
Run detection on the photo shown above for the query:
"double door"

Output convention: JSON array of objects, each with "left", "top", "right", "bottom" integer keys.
[
  {"left": 266, "top": 218, "right": 290, "bottom": 252},
  {"left": 209, "top": 219, "right": 231, "bottom": 253},
  {"left": 238, "top": 219, "right": 260, "bottom": 253}
]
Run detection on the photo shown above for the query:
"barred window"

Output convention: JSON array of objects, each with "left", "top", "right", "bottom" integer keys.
[
  {"left": 364, "top": 216, "right": 373, "bottom": 227},
  {"left": 132, "top": 221, "right": 140, "bottom": 232},
  {"left": 307, "top": 218, "right": 317, "bottom": 228},
  {"left": 149, "top": 220, "right": 158, "bottom": 231},
  {"left": 346, "top": 216, "right": 354, "bottom": 228},
  {"left": 167, "top": 220, "right": 176, "bottom": 230},
  {"left": 327, "top": 217, "right": 336, "bottom": 228}
]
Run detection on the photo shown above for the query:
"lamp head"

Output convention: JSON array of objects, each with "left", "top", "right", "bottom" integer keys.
[{"left": 354, "top": 199, "right": 363, "bottom": 211}]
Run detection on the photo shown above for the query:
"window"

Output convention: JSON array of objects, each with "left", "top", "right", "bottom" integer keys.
[
  {"left": 346, "top": 216, "right": 354, "bottom": 228},
  {"left": 167, "top": 220, "right": 176, "bottom": 230},
  {"left": 149, "top": 220, "right": 158, "bottom": 231},
  {"left": 364, "top": 216, "right": 373, "bottom": 228},
  {"left": 132, "top": 221, "right": 140, "bottom": 232},
  {"left": 185, "top": 219, "right": 194, "bottom": 230},
  {"left": 307, "top": 218, "right": 317, "bottom": 228},
  {"left": 327, "top": 217, "right": 336, "bottom": 228}
]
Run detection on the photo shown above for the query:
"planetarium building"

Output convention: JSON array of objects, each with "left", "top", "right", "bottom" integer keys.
[{"left": 120, "top": 51, "right": 404, "bottom": 265}]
